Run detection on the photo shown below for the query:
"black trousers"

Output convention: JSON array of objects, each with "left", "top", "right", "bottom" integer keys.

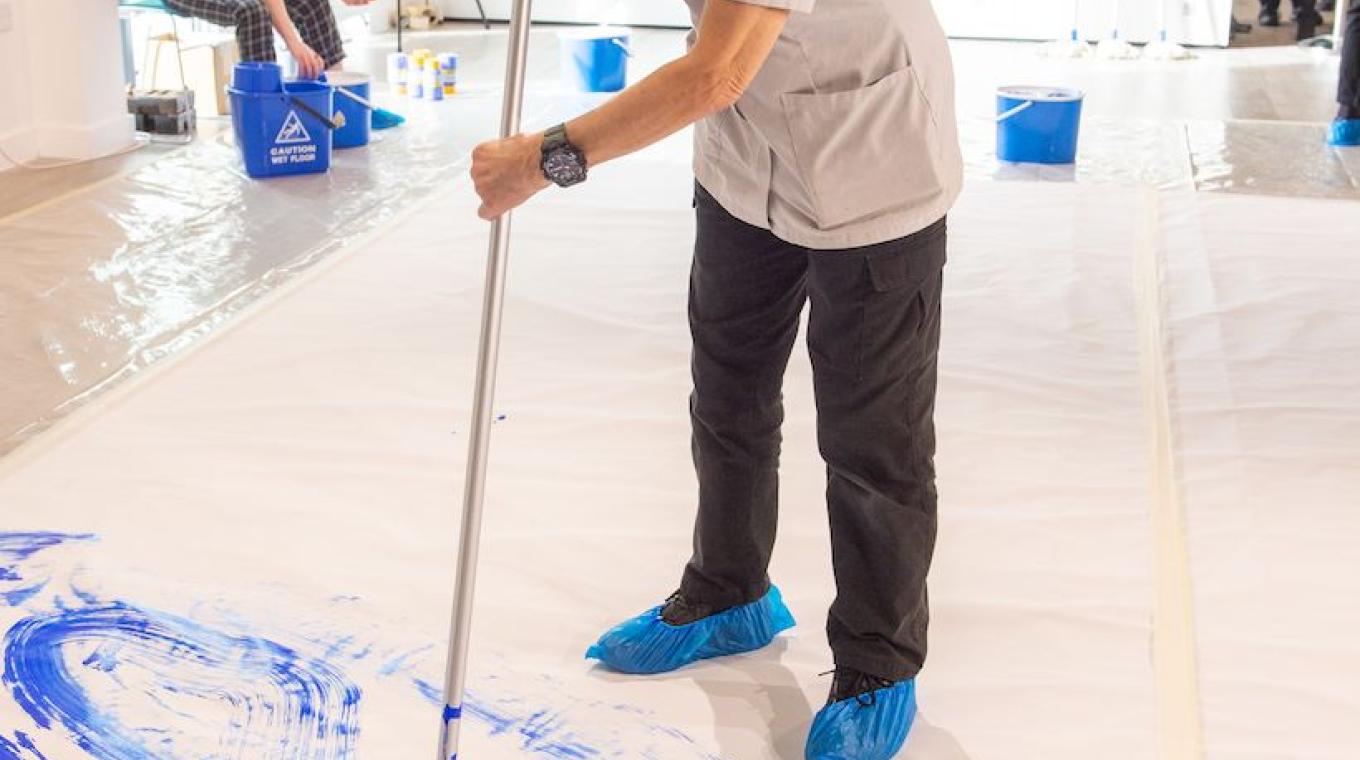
[
  {"left": 1341, "top": 3, "right": 1360, "bottom": 112},
  {"left": 1259, "top": 0, "right": 1317, "bottom": 15},
  {"left": 678, "top": 183, "right": 946, "bottom": 682}
]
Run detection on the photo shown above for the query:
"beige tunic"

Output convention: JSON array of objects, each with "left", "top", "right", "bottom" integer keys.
[{"left": 684, "top": 0, "right": 963, "bottom": 249}]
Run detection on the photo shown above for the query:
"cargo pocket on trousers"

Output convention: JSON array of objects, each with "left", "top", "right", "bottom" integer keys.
[
  {"left": 781, "top": 67, "right": 944, "bottom": 232},
  {"left": 858, "top": 223, "right": 947, "bottom": 380}
]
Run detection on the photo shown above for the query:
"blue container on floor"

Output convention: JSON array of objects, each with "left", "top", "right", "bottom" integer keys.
[
  {"left": 326, "top": 71, "right": 372, "bottom": 149},
  {"left": 559, "top": 27, "right": 631, "bottom": 93},
  {"left": 996, "top": 86, "right": 1085, "bottom": 165},
  {"left": 228, "top": 63, "right": 334, "bottom": 178}
]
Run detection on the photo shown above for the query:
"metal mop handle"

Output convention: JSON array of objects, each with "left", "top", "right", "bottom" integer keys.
[{"left": 438, "top": 1, "right": 535, "bottom": 758}]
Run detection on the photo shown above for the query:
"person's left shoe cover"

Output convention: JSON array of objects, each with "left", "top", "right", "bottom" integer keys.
[
  {"left": 805, "top": 671, "right": 918, "bottom": 760},
  {"left": 586, "top": 586, "right": 795, "bottom": 675}
]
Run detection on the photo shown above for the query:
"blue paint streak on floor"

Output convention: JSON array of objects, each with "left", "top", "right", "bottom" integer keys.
[
  {"left": 0, "top": 533, "right": 93, "bottom": 609},
  {"left": 0, "top": 731, "right": 48, "bottom": 760},
  {"left": 412, "top": 678, "right": 600, "bottom": 759}
]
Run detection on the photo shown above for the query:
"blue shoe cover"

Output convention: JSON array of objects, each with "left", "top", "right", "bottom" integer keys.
[
  {"left": 373, "top": 108, "right": 405, "bottom": 130},
  {"left": 1329, "top": 119, "right": 1360, "bottom": 147},
  {"left": 805, "top": 680, "right": 917, "bottom": 760},
  {"left": 586, "top": 586, "right": 795, "bottom": 674}
]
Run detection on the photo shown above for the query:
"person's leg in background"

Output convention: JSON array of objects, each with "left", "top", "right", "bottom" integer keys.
[
  {"left": 1292, "top": 0, "right": 1324, "bottom": 39},
  {"left": 285, "top": 0, "right": 347, "bottom": 70},
  {"left": 162, "top": 0, "right": 276, "bottom": 63},
  {"left": 678, "top": 183, "right": 809, "bottom": 615},
  {"left": 1261, "top": 0, "right": 1283, "bottom": 26},
  {"left": 1333, "top": 1, "right": 1360, "bottom": 145}
]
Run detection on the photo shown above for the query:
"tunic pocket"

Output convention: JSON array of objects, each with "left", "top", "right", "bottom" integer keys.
[{"left": 780, "top": 67, "right": 944, "bottom": 232}]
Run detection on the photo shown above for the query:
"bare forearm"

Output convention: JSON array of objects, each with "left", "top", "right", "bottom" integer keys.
[
  {"left": 261, "top": 0, "right": 302, "bottom": 43},
  {"left": 565, "top": 56, "right": 736, "bottom": 168},
  {"left": 470, "top": 0, "right": 786, "bottom": 220}
]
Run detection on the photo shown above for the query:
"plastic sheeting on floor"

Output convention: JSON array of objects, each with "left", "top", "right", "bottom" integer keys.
[
  {"left": 3, "top": 129, "right": 1357, "bottom": 758},
  {"left": 7, "top": 29, "right": 1358, "bottom": 463}
]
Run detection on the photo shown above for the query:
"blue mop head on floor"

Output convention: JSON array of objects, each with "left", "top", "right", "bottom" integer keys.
[
  {"left": 586, "top": 586, "right": 795, "bottom": 675},
  {"left": 1329, "top": 120, "right": 1360, "bottom": 147},
  {"left": 805, "top": 679, "right": 918, "bottom": 760},
  {"left": 373, "top": 108, "right": 405, "bottom": 130}
]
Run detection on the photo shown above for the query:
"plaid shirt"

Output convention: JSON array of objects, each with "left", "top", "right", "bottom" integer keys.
[{"left": 163, "top": 0, "right": 345, "bottom": 68}]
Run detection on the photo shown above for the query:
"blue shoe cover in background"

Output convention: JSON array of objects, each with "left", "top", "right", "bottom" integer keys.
[
  {"left": 586, "top": 586, "right": 795, "bottom": 674},
  {"left": 805, "top": 680, "right": 917, "bottom": 760},
  {"left": 372, "top": 108, "right": 405, "bottom": 130},
  {"left": 1329, "top": 120, "right": 1360, "bottom": 147}
]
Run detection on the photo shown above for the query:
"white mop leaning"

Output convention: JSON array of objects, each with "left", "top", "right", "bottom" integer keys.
[
  {"left": 1143, "top": 0, "right": 1195, "bottom": 60},
  {"left": 438, "top": 1, "right": 534, "bottom": 758},
  {"left": 1043, "top": 0, "right": 1094, "bottom": 58},
  {"left": 1096, "top": 0, "right": 1140, "bottom": 59}
]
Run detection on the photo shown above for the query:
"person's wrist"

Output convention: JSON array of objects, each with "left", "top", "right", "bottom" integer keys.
[{"left": 524, "top": 132, "right": 551, "bottom": 189}]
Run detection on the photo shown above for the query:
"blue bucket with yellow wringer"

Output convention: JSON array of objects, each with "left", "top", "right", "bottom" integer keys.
[
  {"left": 995, "top": 86, "right": 1085, "bottom": 164},
  {"left": 228, "top": 62, "right": 336, "bottom": 178}
]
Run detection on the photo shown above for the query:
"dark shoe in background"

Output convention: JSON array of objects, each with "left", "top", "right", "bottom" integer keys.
[
  {"left": 1260, "top": 9, "right": 1282, "bottom": 26},
  {"left": 1296, "top": 8, "right": 1325, "bottom": 39}
]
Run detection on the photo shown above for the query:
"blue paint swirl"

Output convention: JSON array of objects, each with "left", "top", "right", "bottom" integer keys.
[
  {"left": 3, "top": 603, "right": 361, "bottom": 759},
  {"left": 0, "top": 533, "right": 93, "bottom": 607}
]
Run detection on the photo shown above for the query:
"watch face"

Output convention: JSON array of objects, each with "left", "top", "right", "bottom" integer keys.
[{"left": 544, "top": 146, "right": 588, "bottom": 187}]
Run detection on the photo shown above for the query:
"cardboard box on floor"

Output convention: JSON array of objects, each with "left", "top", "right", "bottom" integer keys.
[{"left": 144, "top": 33, "right": 239, "bottom": 117}]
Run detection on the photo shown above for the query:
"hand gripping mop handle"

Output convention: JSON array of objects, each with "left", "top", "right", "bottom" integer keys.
[{"left": 438, "top": 1, "right": 535, "bottom": 759}]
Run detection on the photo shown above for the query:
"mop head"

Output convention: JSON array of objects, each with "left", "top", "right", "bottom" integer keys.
[
  {"left": 586, "top": 586, "right": 795, "bottom": 675},
  {"left": 1329, "top": 120, "right": 1360, "bottom": 147},
  {"left": 1096, "top": 37, "right": 1141, "bottom": 60},
  {"left": 1041, "top": 38, "right": 1094, "bottom": 58},
  {"left": 1142, "top": 40, "right": 1195, "bottom": 60},
  {"left": 805, "top": 679, "right": 918, "bottom": 760},
  {"left": 372, "top": 108, "right": 405, "bottom": 130}
]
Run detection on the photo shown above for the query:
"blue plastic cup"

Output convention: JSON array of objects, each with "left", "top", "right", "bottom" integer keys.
[
  {"left": 996, "top": 86, "right": 1085, "bottom": 165},
  {"left": 558, "top": 27, "right": 631, "bottom": 93},
  {"left": 232, "top": 61, "right": 284, "bottom": 93}
]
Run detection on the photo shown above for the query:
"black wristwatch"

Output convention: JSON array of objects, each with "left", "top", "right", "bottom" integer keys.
[{"left": 540, "top": 123, "right": 588, "bottom": 188}]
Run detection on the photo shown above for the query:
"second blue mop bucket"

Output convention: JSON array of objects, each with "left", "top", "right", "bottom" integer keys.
[
  {"left": 559, "top": 27, "right": 631, "bottom": 92},
  {"left": 996, "top": 86, "right": 1085, "bottom": 165},
  {"left": 327, "top": 71, "right": 373, "bottom": 149}
]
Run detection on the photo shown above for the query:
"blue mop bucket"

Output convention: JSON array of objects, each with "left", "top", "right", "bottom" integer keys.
[
  {"left": 996, "top": 86, "right": 1085, "bottom": 164},
  {"left": 228, "top": 62, "right": 335, "bottom": 178},
  {"left": 559, "top": 27, "right": 631, "bottom": 92},
  {"left": 326, "top": 71, "right": 372, "bottom": 149}
]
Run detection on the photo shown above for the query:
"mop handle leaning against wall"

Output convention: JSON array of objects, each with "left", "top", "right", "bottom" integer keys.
[{"left": 438, "top": 1, "right": 535, "bottom": 759}]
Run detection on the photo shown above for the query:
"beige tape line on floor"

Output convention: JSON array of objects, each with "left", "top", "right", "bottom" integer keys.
[{"left": 1135, "top": 185, "right": 1206, "bottom": 760}]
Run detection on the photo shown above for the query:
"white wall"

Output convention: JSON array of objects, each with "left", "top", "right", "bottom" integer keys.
[
  {"left": 441, "top": 0, "right": 1233, "bottom": 46},
  {"left": 442, "top": 0, "right": 690, "bottom": 27},
  {"left": 937, "top": 0, "right": 1236, "bottom": 47},
  {"left": 0, "top": 0, "right": 135, "bottom": 172},
  {"left": 0, "top": 0, "right": 37, "bottom": 170}
]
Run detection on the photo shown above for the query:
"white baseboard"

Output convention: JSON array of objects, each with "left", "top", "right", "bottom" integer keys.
[
  {"left": 0, "top": 126, "right": 39, "bottom": 171},
  {"left": 34, "top": 113, "right": 138, "bottom": 162}
]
